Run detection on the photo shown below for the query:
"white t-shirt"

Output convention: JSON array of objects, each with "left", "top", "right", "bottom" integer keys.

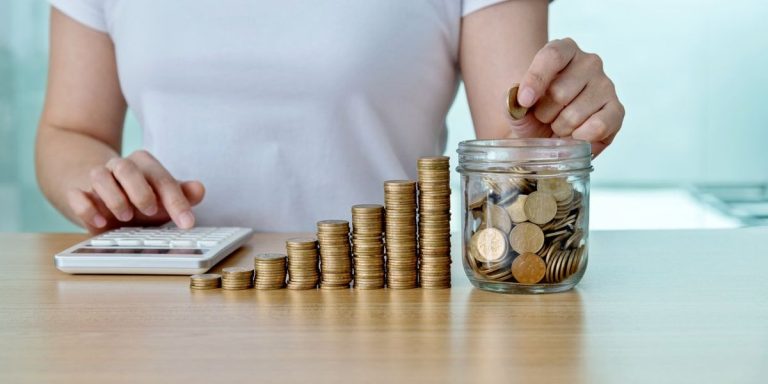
[{"left": 50, "top": 0, "right": 506, "bottom": 231}]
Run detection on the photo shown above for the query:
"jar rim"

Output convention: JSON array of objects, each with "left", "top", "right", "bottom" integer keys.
[
  {"left": 459, "top": 138, "right": 590, "bottom": 151},
  {"left": 457, "top": 138, "right": 592, "bottom": 172}
]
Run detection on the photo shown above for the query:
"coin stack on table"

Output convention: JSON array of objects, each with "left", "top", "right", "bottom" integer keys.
[
  {"left": 384, "top": 180, "right": 419, "bottom": 289},
  {"left": 253, "top": 253, "right": 288, "bottom": 290},
  {"left": 351, "top": 204, "right": 386, "bottom": 289},
  {"left": 189, "top": 273, "right": 222, "bottom": 290},
  {"left": 221, "top": 266, "right": 255, "bottom": 290},
  {"left": 417, "top": 156, "right": 452, "bottom": 289},
  {"left": 285, "top": 237, "right": 320, "bottom": 290},
  {"left": 316, "top": 220, "right": 353, "bottom": 289},
  {"left": 467, "top": 173, "right": 586, "bottom": 285}
]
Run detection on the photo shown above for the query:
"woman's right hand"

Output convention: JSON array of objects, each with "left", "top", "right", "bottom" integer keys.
[{"left": 66, "top": 150, "right": 205, "bottom": 233}]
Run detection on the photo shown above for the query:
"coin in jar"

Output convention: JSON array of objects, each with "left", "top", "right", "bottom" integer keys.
[
  {"left": 472, "top": 227, "right": 508, "bottom": 263},
  {"left": 523, "top": 191, "right": 557, "bottom": 225},
  {"left": 511, "top": 252, "right": 546, "bottom": 284},
  {"left": 508, "top": 222, "right": 545, "bottom": 254}
]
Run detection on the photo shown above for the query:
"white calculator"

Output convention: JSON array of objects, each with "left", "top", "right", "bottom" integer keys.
[{"left": 55, "top": 226, "right": 254, "bottom": 275}]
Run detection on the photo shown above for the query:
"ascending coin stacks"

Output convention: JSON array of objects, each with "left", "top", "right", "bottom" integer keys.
[
  {"left": 317, "top": 220, "right": 353, "bottom": 289},
  {"left": 285, "top": 237, "right": 320, "bottom": 290},
  {"left": 384, "top": 180, "right": 419, "bottom": 289},
  {"left": 417, "top": 156, "right": 452, "bottom": 289},
  {"left": 351, "top": 204, "right": 386, "bottom": 289}
]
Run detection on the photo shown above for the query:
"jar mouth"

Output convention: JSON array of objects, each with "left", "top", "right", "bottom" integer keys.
[{"left": 457, "top": 138, "right": 592, "bottom": 173}]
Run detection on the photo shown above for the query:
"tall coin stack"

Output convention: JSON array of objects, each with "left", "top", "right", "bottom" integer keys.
[
  {"left": 351, "top": 204, "right": 386, "bottom": 289},
  {"left": 417, "top": 156, "right": 452, "bottom": 289},
  {"left": 317, "top": 220, "right": 353, "bottom": 289},
  {"left": 254, "top": 253, "right": 288, "bottom": 290},
  {"left": 285, "top": 237, "right": 320, "bottom": 290},
  {"left": 384, "top": 180, "right": 419, "bottom": 289}
]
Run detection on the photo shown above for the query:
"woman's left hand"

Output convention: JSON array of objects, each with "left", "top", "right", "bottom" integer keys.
[{"left": 512, "top": 38, "right": 625, "bottom": 156}]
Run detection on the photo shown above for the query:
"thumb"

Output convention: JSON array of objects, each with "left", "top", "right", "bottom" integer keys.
[{"left": 181, "top": 180, "right": 206, "bottom": 206}]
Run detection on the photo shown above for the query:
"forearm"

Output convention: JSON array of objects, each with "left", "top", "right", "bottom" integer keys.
[
  {"left": 460, "top": 0, "right": 549, "bottom": 139},
  {"left": 35, "top": 124, "right": 119, "bottom": 223}
]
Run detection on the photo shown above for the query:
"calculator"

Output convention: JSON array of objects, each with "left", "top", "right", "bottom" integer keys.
[{"left": 54, "top": 226, "right": 254, "bottom": 275}]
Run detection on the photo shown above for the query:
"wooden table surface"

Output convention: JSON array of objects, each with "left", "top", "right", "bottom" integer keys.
[{"left": 1, "top": 228, "right": 767, "bottom": 384}]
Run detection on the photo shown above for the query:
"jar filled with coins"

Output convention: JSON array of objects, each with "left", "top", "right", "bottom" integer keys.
[{"left": 456, "top": 138, "right": 592, "bottom": 294}]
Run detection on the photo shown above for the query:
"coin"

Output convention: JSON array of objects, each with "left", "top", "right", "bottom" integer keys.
[
  {"left": 504, "top": 194, "right": 528, "bottom": 223},
  {"left": 523, "top": 191, "right": 557, "bottom": 225},
  {"left": 190, "top": 273, "right": 222, "bottom": 290},
  {"left": 473, "top": 228, "right": 508, "bottom": 263},
  {"left": 507, "top": 83, "right": 529, "bottom": 120},
  {"left": 511, "top": 252, "right": 546, "bottom": 284},
  {"left": 482, "top": 203, "right": 512, "bottom": 234},
  {"left": 254, "top": 253, "right": 287, "bottom": 290},
  {"left": 508, "top": 222, "right": 545, "bottom": 254},
  {"left": 352, "top": 203, "right": 385, "bottom": 289},
  {"left": 317, "top": 219, "right": 352, "bottom": 289},
  {"left": 221, "top": 267, "right": 254, "bottom": 290},
  {"left": 537, "top": 177, "right": 574, "bottom": 203},
  {"left": 418, "top": 156, "right": 452, "bottom": 289}
]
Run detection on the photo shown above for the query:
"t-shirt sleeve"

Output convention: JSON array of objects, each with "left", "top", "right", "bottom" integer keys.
[
  {"left": 462, "top": 0, "right": 509, "bottom": 17},
  {"left": 49, "top": 0, "right": 108, "bottom": 32}
]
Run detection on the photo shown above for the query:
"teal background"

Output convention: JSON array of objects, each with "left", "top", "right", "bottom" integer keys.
[{"left": 1, "top": 1, "right": 767, "bottom": 232}]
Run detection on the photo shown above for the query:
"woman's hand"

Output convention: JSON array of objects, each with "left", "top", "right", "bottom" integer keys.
[
  {"left": 66, "top": 150, "right": 205, "bottom": 233},
  {"left": 513, "top": 38, "right": 625, "bottom": 156}
]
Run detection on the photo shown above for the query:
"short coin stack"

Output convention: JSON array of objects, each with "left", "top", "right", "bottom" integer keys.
[
  {"left": 384, "top": 180, "right": 418, "bottom": 289},
  {"left": 285, "top": 237, "right": 320, "bottom": 290},
  {"left": 189, "top": 273, "right": 222, "bottom": 290},
  {"left": 254, "top": 253, "right": 287, "bottom": 290},
  {"left": 317, "top": 220, "right": 353, "bottom": 289},
  {"left": 351, "top": 204, "right": 386, "bottom": 289},
  {"left": 417, "top": 156, "right": 452, "bottom": 289},
  {"left": 221, "top": 267, "right": 254, "bottom": 290}
]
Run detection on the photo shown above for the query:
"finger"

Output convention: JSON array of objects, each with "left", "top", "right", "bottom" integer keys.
[
  {"left": 89, "top": 166, "right": 134, "bottom": 222},
  {"left": 130, "top": 150, "right": 195, "bottom": 229},
  {"left": 67, "top": 188, "right": 108, "bottom": 229},
  {"left": 106, "top": 157, "right": 159, "bottom": 216},
  {"left": 518, "top": 38, "right": 579, "bottom": 108},
  {"left": 551, "top": 79, "right": 612, "bottom": 137},
  {"left": 532, "top": 94, "right": 565, "bottom": 124},
  {"left": 180, "top": 180, "right": 206, "bottom": 206},
  {"left": 572, "top": 100, "right": 625, "bottom": 155},
  {"left": 591, "top": 131, "right": 618, "bottom": 157}
]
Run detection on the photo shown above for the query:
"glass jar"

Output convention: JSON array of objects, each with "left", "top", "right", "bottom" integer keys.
[{"left": 456, "top": 138, "right": 592, "bottom": 294}]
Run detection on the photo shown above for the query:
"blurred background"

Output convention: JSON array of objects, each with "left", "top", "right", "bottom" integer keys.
[{"left": 1, "top": 0, "right": 766, "bottom": 232}]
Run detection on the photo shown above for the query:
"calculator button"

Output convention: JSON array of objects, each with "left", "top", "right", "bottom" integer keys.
[
  {"left": 116, "top": 239, "right": 144, "bottom": 246},
  {"left": 90, "top": 239, "right": 116, "bottom": 246},
  {"left": 170, "top": 239, "right": 196, "bottom": 247},
  {"left": 197, "top": 240, "right": 220, "bottom": 247},
  {"left": 144, "top": 239, "right": 170, "bottom": 246}
]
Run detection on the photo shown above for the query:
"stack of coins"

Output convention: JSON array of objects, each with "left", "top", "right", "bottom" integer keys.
[
  {"left": 254, "top": 253, "right": 287, "bottom": 290},
  {"left": 417, "top": 156, "right": 452, "bottom": 289},
  {"left": 384, "top": 180, "right": 418, "bottom": 289},
  {"left": 351, "top": 204, "right": 386, "bottom": 289},
  {"left": 221, "top": 267, "right": 254, "bottom": 290},
  {"left": 285, "top": 237, "right": 320, "bottom": 290},
  {"left": 317, "top": 220, "right": 352, "bottom": 289},
  {"left": 189, "top": 273, "right": 222, "bottom": 290},
  {"left": 466, "top": 173, "right": 586, "bottom": 285}
]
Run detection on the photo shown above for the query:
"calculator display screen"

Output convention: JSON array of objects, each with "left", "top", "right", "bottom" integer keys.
[{"left": 73, "top": 248, "right": 206, "bottom": 255}]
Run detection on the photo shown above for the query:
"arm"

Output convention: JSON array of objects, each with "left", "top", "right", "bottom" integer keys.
[
  {"left": 36, "top": 8, "right": 204, "bottom": 233},
  {"left": 460, "top": 0, "right": 624, "bottom": 156}
]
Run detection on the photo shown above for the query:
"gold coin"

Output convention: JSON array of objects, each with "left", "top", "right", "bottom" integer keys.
[
  {"left": 472, "top": 228, "right": 508, "bottom": 263},
  {"left": 511, "top": 252, "right": 545, "bottom": 284},
  {"left": 508, "top": 222, "right": 545, "bottom": 254},
  {"left": 523, "top": 191, "right": 557, "bottom": 225},
  {"left": 504, "top": 194, "right": 528, "bottom": 223},
  {"left": 482, "top": 203, "right": 512, "bottom": 234},
  {"left": 507, "top": 83, "right": 529, "bottom": 120},
  {"left": 537, "top": 177, "right": 574, "bottom": 202}
]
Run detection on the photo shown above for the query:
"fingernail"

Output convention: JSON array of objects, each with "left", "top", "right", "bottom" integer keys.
[
  {"left": 178, "top": 211, "right": 195, "bottom": 228},
  {"left": 144, "top": 204, "right": 158, "bottom": 216},
  {"left": 519, "top": 87, "right": 536, "bottom": 107},
  {"left": 92, "top": 214, "right": 107, "bottom": 228},
  {"left": 118, "top": 210, "right": 133, "bottom": 222}
]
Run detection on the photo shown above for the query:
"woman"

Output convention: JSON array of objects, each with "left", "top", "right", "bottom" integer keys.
[{"left": 35, "top": 0, "right": 624, "bottom": 233}]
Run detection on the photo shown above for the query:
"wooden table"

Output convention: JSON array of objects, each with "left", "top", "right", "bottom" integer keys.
[{"left": 1, "top": 228, "right": 766, "bottom": 383}]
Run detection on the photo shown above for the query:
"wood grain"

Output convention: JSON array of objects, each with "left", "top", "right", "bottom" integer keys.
[{"left": 0, "top": 228, "right": 767, "bottom": 384}]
